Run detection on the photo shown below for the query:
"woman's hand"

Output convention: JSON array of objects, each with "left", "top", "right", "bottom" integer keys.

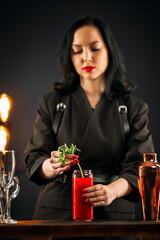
[
  {"left": 38, "top": 151, "right": 79, "bottom": 180},
  {"left": 82, "top": 178, "right": 134, "bottom": 207},
  {"left": 82, "top": 184, "right": 116, "bottom": 207}
]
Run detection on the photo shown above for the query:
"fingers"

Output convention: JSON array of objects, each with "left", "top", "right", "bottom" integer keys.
[
  {"left": 51, "top": 151, "right": 75, "bottom": 160},
  {"left": 50, "top": 151, "right": 79, "bottom": 175},
  {"left": 51, "top": 151, "right": 79, "bottom": 162},
  {"left": 82, "top": 184, "right": 103, "bottom": 202},
  {"left": 56, "top": 165, "right": 70, "bottom": 175},
  {"left": 81, "top": 184, "right": 113, "bottom": 207},
  {"left": 51, "top": 151, "right": 60, "bottom": 159},
  {"left": 50, "top": 159, "right": 70, "bottom": 176}
]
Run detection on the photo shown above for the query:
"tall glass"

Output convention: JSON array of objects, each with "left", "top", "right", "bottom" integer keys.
[
  {"left": 138, "top": 153, "right": 160, "bottom": 220},
  {"left": 72, "top": 169, "right": 93, "bottom": 221},
  {"left": 0, "top": 150, "right": 15, "bottom": 223}
]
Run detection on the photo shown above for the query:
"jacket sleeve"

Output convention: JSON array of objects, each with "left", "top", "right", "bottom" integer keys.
[
  {"left": 21, "top": 94, "right": 57, "bottom": 185},
  {"left": 119, "top": 98, "right": 154, "bottom": 201}
]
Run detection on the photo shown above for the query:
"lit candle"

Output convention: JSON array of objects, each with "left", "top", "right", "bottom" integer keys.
[
  {"left": 0, "top": 93, "right": 12, "bottom": 123},
  {"left": 0, "top": 126, "right": 10, "bottom": 150}
]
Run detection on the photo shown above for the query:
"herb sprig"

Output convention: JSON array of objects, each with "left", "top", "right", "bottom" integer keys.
[{"left": 58, "top": 143, "right": 84, "bottom": 178}]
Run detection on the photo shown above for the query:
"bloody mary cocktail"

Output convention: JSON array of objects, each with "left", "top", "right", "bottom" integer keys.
[{"left": 72, "top": 170, "right": 93, "bottom": 221}]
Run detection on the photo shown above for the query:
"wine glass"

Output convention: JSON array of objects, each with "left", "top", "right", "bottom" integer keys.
[
  {"left": 5, "top": 176, "right": 20, "bottom": 223},
  {"left": 0, "top": 150, "right": 15, "bottom": 223}
]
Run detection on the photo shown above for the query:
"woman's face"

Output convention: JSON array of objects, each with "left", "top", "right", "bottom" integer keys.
[{"left": 70, "top": 25, "right": 109, "bottom": 82}]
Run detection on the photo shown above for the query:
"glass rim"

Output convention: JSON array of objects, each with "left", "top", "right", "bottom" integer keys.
[
  {"left": 0, "top": 150, "right": 15, "bottom": 153},
  {"left": 73, "top": 169, "right": 92, "bottom": 172}
]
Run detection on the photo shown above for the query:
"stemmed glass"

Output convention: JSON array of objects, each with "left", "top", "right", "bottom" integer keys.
[
  {"left": 5, "top": 176, "right": 20, "bottom": 223},
  {"left": 0, "top": 150, "right": 15, "bottom": 223}
]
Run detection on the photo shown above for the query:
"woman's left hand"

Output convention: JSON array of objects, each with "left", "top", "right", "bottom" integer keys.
[
  {"left": 82, "top": 178, "right": 134, "bottom": 207},
  {"left": 82, "top": 184, "right": 116, "bottom": 207}
]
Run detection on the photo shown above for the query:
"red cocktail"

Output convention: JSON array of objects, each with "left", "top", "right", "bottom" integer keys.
[{"left": 72, "top": 170, "right": 93, "bottom": 221}]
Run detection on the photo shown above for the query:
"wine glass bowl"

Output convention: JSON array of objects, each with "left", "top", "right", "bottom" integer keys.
[{"left": 0, "top": 150, "right": 15, "bottom": 188}]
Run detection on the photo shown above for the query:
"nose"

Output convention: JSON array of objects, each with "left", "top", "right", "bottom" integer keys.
[{"left": 82, "top": 48, "right": 92, "bottom": 62}]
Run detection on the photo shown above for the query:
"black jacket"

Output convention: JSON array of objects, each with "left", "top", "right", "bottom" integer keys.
[{"left": 22, "top": 86, "right": 154, "bottom": 219}]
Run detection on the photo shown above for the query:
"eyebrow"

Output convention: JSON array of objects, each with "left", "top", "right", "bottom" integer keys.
[{"left": 72, "top": 41, "right": 101, "bottom": 47}]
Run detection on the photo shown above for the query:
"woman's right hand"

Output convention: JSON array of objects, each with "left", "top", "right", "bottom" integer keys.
[{"left": 38, "top": 151, "right": 79, "bottom": 180}]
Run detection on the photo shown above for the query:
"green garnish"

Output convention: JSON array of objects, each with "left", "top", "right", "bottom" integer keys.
[{"left": 58, "top": 143, "right": 84, "bottom": 178}]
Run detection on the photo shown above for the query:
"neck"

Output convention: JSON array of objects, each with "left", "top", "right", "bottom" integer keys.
[
  {"left": 80, "top": 78, "right": 105, "bottom": 96},
  {"left": 80, "top": 77, "right": 105, "bottom": 109}
]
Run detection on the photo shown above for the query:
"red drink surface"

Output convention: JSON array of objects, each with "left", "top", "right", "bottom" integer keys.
[{"left": 72, "top": 177, "right": 93, "bottom": 221}]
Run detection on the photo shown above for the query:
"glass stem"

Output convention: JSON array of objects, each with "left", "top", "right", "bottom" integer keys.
[
  {"left": 0, "top": 198, "right": 4, "bottom": 221},
  {"left": 7, "top": 198, "right": 11, "bottom": 219},
  {"left": 5, "top": 187, "right": 9, "bottom": 219}
]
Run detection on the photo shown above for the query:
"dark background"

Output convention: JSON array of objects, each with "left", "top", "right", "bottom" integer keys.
[{"left": 0, "top": 0, "right": 160, "bottom": 220}]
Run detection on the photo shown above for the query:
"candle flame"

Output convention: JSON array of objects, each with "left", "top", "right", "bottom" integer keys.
[
  {"left": 0, "top": 125, "right": 10, "bottom": 150},
  {"left": 0, "top": 94, "right": 12, "bottom": 122}
]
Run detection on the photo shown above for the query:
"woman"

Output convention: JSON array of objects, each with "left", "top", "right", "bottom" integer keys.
[{"left": 22, "top": 15, "right": 154, "bottom": 234}]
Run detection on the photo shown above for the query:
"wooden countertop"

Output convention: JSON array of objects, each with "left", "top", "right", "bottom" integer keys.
[{"left": 0, "top": 220, "right": 160, "bottom": 240}]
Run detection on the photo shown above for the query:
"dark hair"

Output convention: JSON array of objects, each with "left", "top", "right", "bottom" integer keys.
[{"left": 58, "top": 15, "right": 134, "bottom": 98}]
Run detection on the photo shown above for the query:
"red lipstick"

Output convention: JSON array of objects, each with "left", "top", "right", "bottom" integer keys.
[{"left": 83, "top": 66, "right": 95, "bottom": 72}]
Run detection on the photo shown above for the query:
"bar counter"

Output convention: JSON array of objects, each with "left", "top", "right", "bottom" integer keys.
[{"left": 0, "top": 220, "right": 160, "bottom": 240}]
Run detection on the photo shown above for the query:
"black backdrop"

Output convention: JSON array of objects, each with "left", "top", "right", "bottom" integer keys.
[{"left": 0, "top": 0, "right": 160, "bottom": 220}]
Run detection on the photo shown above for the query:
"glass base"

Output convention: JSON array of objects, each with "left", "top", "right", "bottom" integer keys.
[
  {"left": 2, "top": 218, "right": 18, "bottom": 224},
  {"left": 73, "top": 217, "right": 93, "bottom": 221},
  {"left": 74, "top": 219, "right": 92, "bottom": 221}
]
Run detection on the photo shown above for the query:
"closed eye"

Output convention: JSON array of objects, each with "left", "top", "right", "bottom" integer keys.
[
  {"left": 71, "top": 48, "right": 100, "bottom": 54},
  {"left": 72, "top": 50, "right": 82, "bottom": 54},
  {"left": 92, "top": 48, "right": 100, "bottom": 52}
]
